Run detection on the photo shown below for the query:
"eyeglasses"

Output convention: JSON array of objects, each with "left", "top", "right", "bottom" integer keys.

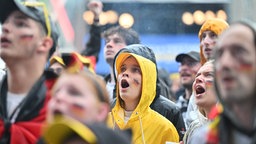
[{"left": 21, "top": 1, "right": 51, "bottom": 37}]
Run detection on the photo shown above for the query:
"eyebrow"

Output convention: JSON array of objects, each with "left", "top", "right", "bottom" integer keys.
[
  {"left": 120, "top": 64, "right": 126, "bottom": 67},
  {"left": 132, "top": 64, "right": 140, "bottom": 68},
  {"left": 203, "top": 71, "right": 214, "bottom": 75},
  {"left": 195, "top": 72, "right": 201, "bottom": 78},
  {"left": 120, "top": 64, "right": 140, "bottom": 68},
  {"left": 14, "top": 14, "right": 29, "bottom": 20}
]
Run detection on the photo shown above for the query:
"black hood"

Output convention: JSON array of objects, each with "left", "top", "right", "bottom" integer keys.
[
  {"left": 113, "top": 44, "right": 158, "bottom": 79},
  {"left": 118, "top": 44, "right": 157, "bottom": 64}
]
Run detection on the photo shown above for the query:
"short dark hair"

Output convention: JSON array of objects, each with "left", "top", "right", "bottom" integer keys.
[{"left": 103, "top": 26, "right": 140, "bottom": 45}]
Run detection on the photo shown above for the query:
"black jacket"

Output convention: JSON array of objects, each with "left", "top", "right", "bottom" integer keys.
[
  {"left": 110, "top": 44, "right": 186, "bottom": 140},
  {"left": 151, "top": 95, "right": 185, "bottom": 140},
  {"left": 0, "top": 71, "right": 57, "bottom": 144},
  {"left": 81, "top": 24, "right": 101, "bottom": 62}
]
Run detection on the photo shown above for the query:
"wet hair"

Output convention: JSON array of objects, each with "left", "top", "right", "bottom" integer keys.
[{"left": 103, "top": 26, "right": 140, "bottom": 45}]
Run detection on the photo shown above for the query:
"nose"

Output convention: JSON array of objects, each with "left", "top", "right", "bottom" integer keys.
[
  {"left": 202, "top": 35, "right": 212, "bottom": 46},
  {"left": 122, "top": 73, "right": 129, "bottom": 77},
  {"left": 179, "top": 64, "right": 189, "bottom": 72},
  {"left": 195, "top": 75, "right": 203, "bottom": 84},
  {"left": 106, "top": 40, "right": 114, "bottom": 49},
  {"left": 53, "top": 90, "right": 68, "bottom": 104},
  {"left": 1, "top": 22, "right": 10, "bottom": 34},
  {"left": 121, "top": 68, "right": 130, "bottom": 77},
  {"left": 217, "top": 51, "right": 234, "bottom": 70}
]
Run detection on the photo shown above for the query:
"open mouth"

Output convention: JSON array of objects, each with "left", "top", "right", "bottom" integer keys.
[
  {"left": 204, "top": 48, "right": 212, "bottom": 53},
  {"left": 181, "top": 73, "right": 191, "bottom": 77},
  {"left": 195, "top": 85, "right": 205, "bottom": 95},
  {"left": 1, "top": 37, "right": 10, "bottom": 43},
  {"left": 0, "top": 37, "right": 11, "bottom": 46},
  {"left": 53, "top": 109, "right": 63, "bottom": 116},
  {"left": 121, "top": 79, "right": 129, "bottom": 88}
]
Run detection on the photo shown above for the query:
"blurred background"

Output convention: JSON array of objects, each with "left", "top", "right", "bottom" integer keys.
[{"left": 1, "top": 0, "right": 256, "bottom": 75}]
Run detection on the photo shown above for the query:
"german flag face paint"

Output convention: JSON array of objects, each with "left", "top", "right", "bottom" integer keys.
[
  {"left": 193, "top": 61, "right": 217, "bottom": 108},
  {"left": 214, "top": 23, "right": 256, "bottom": 102},
  {"left": 20, "top": 34, "right": 34, "bottom": 40}
]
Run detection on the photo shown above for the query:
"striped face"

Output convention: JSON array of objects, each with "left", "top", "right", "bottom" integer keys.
[
  {"left": 193, "top": 61, "right": 216, "bottom": 108},
  {"left": 214, "top": 24, "right": 256, "bottom": 103},
  {"left": 48, "top": 73, "right": 106, "bottom": 123}
]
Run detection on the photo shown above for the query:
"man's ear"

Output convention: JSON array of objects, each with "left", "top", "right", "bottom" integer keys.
[
  {"left": 38, "top": 37, "right": 53, "bottom": 53},
  {"left": 96, "top": 103, "right": 110, "bottom": 122}
]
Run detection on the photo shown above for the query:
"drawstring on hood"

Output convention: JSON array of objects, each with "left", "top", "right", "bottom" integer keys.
[
  {"left": 114, "top": 52, "right": 157, "bottom": 119},
  {"left": 113, "top": 44, "right": 161, "bottom": 100},
  {"left": 113, "top": 52, "right": 157, "bottom": 143},
  {"left": 108, "top": 44, "right": 179, "bottom": 144},
  {"left": 138, "top": 114, "right": 146, "bottom": 144}
]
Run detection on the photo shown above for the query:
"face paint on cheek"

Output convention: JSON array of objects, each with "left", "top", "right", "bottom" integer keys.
[
  {"left": 70, "top": 103, "right": 86, "bottom": 116},
  {"left": 20, "top": 34, "right": 34, "bottom": 40},
  {"left": 205, "top": 80, "right": 213, "bottom": 89},
  {"left": 239, "top": 63, "right": 254, "bottom": 73},
  {"left": 133, "top": 78, "right": 140, "bottom": 85}
]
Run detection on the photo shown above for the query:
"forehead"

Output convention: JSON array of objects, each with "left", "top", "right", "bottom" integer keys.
[
  {"left": 122, "top": 56, "right": 138, "bottom": 65},
  {"left": 217, "top": 24, "right": 255, "bottom": 51},
  {"left": 199, "top": 62, "right": 213, "bottom": 72},
  {"left": 106, "top": 33, "right": 122, "bottom": 40},
  {"left": 6, "top": 10, "right": 43, "bottom": 31},
  {"left": 7, "top": 10, "right": 29, "bottom": 20},
  {"left": 202, "top": 30, "right": 216, "bottom": 35},
  {"left": 58, "top": 73, "right": 80, "bottom": 82}
]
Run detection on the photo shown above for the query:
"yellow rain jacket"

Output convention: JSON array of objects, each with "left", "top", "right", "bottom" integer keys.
[{"left": 108, "top": 53, "right": 179, "bottom": 144}]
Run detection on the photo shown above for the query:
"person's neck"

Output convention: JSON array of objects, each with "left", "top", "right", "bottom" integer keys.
[
  {"left": 185, "top": 88, "right": 192, "bottom": 100},
  {"left": 203, "top": 105, "right": 215, "bottom": 118},
  {"left": 7, "top": 60, "right": 45, "bottom": 94},
  {"left": 124, "top": 101, "right": 138, "bottom": 111},
  {"left": 232, "top": 101, "right": 256, "bottom": 130}
]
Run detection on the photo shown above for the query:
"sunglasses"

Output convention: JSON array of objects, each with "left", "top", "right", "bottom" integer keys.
[{"left": 21, "top": 1, "right": 51, "bottom": 37}]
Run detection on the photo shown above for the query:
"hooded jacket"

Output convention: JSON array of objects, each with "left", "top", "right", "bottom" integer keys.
[
  {"left": 108, "top": 50, "right": 179, "bottom": 144},
  {"left": 110, "top": 44, "right": 185, "bottom": 140}
]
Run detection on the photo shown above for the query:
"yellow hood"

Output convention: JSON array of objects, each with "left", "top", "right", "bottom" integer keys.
[
  {"left": 108, "top": 52, "right": 179, "bottom": 144},
  {"left": 114, "top": 52, "right": 156, "bottom": 116}
]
